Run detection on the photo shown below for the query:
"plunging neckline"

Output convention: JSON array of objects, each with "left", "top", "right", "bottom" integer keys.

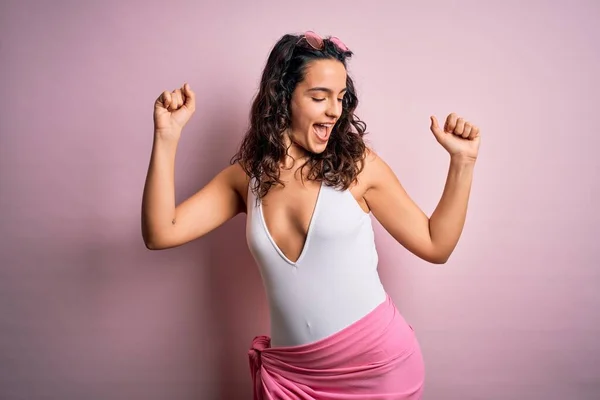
[{"left": 258, "top": 181, "right": 324, "bottom": 266}]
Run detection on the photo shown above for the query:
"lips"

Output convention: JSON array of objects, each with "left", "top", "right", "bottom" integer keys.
[{"left": 313, "top": 122, "right": 334, "bottom": 142}]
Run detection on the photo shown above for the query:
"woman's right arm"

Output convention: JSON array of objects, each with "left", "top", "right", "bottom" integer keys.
[{"left": 141, "top": 83, "right": 247, "bottom": 250}]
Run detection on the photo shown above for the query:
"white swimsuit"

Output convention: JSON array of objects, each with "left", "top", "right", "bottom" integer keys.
[{"left": 246, "top": 180, "right": 387, "bottom": 347}]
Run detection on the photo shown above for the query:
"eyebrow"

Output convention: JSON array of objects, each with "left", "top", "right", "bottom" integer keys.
[{"left": 306, "top": 87, "right": 347, "bottom": 94}]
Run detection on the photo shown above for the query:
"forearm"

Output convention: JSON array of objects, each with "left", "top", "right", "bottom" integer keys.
[
  {"left": 429, "top": 155, "right": 476, "bottom": 261},
  {"left": 141, "top": 133, "right": 179, "bottom": 246}
]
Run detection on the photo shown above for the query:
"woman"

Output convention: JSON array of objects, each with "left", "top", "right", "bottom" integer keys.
[{"left": 142, "top": 31, "right": 480, "bottom": 399}]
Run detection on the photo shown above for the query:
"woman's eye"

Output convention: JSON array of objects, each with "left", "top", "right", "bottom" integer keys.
[
  {"left": 337, "top": 98, "right": 344, "bottom": 102},
  {"left": 312, "top": 98, "right": 326, "bottom": 102}
]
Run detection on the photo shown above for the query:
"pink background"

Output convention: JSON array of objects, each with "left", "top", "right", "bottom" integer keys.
[{"left": 1, "top": 1, "right": 598, "bottom": 399}]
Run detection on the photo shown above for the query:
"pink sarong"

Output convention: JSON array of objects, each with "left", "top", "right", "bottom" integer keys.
[{"left": 248, "top": 294, "right": 425, "bottom": 399}]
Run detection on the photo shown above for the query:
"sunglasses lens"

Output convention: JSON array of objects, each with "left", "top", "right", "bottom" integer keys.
[
  {"left": 330, "top": 37, "right": 348, "bottom": 52},
  {"left": 304, "top": 31, "right": 323, "bottom": 49}
]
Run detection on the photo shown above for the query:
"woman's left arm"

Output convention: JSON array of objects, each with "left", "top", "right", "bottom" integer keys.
[{"left": 363, "top": 113, "right": 480, "bottom": 264}]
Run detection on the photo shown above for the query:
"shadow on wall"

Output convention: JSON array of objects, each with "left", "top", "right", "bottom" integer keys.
[
  {"left": 205, "top": 216, "right": 268, "bottom": 399},
  {"left": 183, "top": 95, "right": 270, "bottom": 399}
]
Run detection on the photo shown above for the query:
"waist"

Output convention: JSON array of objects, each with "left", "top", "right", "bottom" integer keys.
[{"left": 268, "top": 282, "right": 387, "bottom": 347}]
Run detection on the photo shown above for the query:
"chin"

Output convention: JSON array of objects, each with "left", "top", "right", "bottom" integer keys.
[
  {"left": 290, "top": 131, "right": 329, "bottom": 155},
  {"left": 309, "top": 135, "right": 331, "bottom": 153},
  {"left": 308, "top": 140, "right": 329, "bottom": 154}
]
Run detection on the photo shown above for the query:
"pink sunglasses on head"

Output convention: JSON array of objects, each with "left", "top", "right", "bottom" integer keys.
[{"left": 296, "top": 30, "right": 349, "bottom": 52}]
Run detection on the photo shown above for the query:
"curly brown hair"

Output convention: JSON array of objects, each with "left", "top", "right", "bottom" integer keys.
[{"left": 230, "top": 33, "right": 368, "bottom": 199}]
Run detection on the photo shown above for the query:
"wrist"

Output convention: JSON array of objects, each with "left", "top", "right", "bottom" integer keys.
[
  {"left": 154, "top": 128, "right": 181, "bottom": 142},
  {"left": 450, "top": 153, "right": 477, "bottom": 166}
]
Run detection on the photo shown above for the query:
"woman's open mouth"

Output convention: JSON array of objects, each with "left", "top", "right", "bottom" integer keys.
[{"left": 313, "top": 123, "right": 334, "bottom": 142}]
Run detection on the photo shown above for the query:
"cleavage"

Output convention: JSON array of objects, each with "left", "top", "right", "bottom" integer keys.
[{"left": 260, "top": 179, "right": 322, "bottom": 264}]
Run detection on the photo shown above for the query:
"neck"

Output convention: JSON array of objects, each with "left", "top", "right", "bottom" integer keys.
[{"left": 281, "top": 130, "right": 310, "bottom": 169}]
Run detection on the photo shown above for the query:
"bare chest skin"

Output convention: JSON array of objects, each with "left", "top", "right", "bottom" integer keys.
[{"left": 249, "top": 168, "right": 371, "bottom": 264}]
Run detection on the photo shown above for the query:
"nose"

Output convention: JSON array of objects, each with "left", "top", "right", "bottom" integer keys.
[{"left": 326, "top": 98, "right": 342, "bottom": 119}]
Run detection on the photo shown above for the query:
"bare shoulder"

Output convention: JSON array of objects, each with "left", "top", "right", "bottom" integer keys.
[
  {"left": 223, "top": 162, "right": 251, "bottom": 211},
  {"left": 359, "top": 146, "right": 397, "bottom": 191},
  {"left": 346, "top": 147, "right": 393, "bottom": 213}
]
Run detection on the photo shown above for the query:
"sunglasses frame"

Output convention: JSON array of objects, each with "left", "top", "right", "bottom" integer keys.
[{"left": 296, "top": 30, "right": 349, "bottom": 52}]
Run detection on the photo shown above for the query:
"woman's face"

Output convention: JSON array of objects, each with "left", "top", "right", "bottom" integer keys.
[{"left": 286, "top": 59, "right": 347, "bottom": 157}]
